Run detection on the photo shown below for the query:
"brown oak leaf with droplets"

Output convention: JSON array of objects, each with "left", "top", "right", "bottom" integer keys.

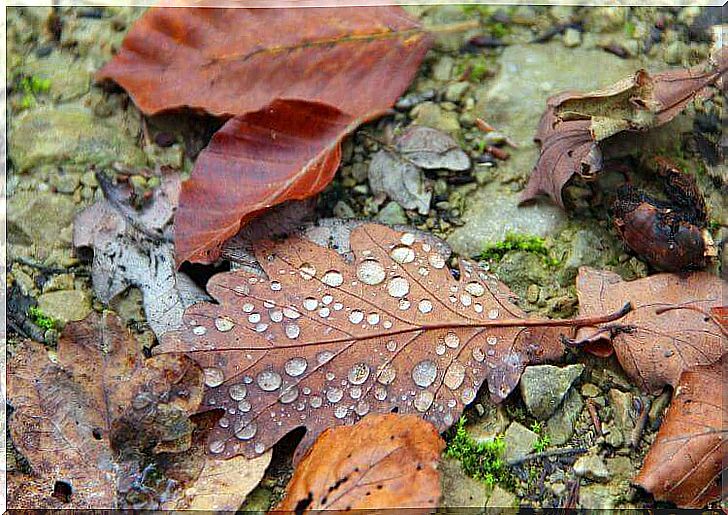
[{"left": 156, "top": 223, "right": 628, "bottom": 460}]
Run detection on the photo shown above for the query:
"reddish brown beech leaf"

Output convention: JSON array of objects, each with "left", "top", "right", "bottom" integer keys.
[
  {"left": 96, "top": 4, "right": 432, "bottom": 119},
  {"left": 635, "top": 355, "right": 727, "bottom": 508},
  {"left": 174, "top": 99, "right": 358, "bottom": 264},
  {"left": 277, "top": 414, "right": 444, "bottom": 512},
  {"left": 521, "top": 48, "right": 727, "bottom": 207},
  {"left": 156, "top": 223, "right": 629, "bottom": 460},
  {"left": 575, "top": 267, "right": 727, "bottom": 393}
]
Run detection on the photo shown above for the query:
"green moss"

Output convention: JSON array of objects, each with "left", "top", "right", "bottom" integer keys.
[
  {"left": 18, "top": 75, "right": 51, "bottom": 109},
  {"left": 623, "top": 20, "right": 636, "bottom": 37},
  {"left": 480, "top": 232, "right": 559, "bottom": 266},
  {"left": 28, "top": 306, "right": 59, "bottom": 331},
  {"left": 532, "top": 433, "right": 551, "bottom": 453},
  {"left": 445, "top": 417, "right": 513, "bottom": 488},
  {"left": 530, "top": 420, "right": 543, "bottom": 434}
]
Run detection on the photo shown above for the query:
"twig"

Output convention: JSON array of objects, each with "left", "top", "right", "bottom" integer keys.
[
  {"left": 630, "top": 396, "right": 651, "bottom": 449},
  {"left": 586, "top": 399, "right": 603, "bottom": 436},
  {"left": 509, "top": 447, "right": 588, "bottom": 466},
  {"left": 425, "top": 20, "right": 480, "bottom": 35}
]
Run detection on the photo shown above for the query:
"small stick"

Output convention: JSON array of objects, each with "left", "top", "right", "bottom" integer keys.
[
  {"left": 475, "top": 117, "right": 496, "bottom": 133},
  {"left": 586, "top": 399, "right": 603, "bottom": 436},
  {"left": 486, "top": 145, "right": 510, "bottom": 161},
  {"left": 630, "top": 396, "right": 652, "bottom": 449},
  {"left": 508, "top": 446, "right": 588, "bottom": 466}
]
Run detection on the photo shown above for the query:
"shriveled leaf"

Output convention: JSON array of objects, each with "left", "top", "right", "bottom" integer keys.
[
  {"left": 521, "top": 49, "right": 727, "bottom": 207},
  {"left": 635, "top": 355, "right": 727, "bottom": 508},
  {"left": 575, "top": 267, "right": 727, "bottom": 393},
  {"left": 277, "top": 414, "right": 444, "bottom": 512},
  {"left": 369, "top": 148, "right": 432, "bottom": 215},
  {"left": 156, "top": 223, "right": 628, "bottom": 460},
  {"left": 96, "top": 4, "right": 432, "bottom": 119},
  {"left": 73, "top": 173, "right": 209, "bottom": 336},
  {"left": 396, "top": 126, "right": 471, "bottom": 172},
  {"left": 174, "top": 100, "right": 358, "bottom": 264},
  {"left": 8, "top": 312, "right": 203, "bottom": 509}
]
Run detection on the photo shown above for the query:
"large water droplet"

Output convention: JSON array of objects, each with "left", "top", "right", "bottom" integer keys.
[
  {"left": 248, "top": 313, "right": 261, "bottom": 324},
  {"left": 210, "top": 440, "right": 225, "bottom": 454},
  {"left": 461, "top": 388, "right": 476, "bottom": 405},
  {"left": 269, "top": 310, "right": 283, "bottom": 323},
  {"left": 256, "top": 370, "right": 282, "bottom": 391},
  {"left": 348, "top": 310, "right": 364, "bottom": 324},
  {"left": 303, "top": 298, "right": 318, "bottom": 311},
  {"left": 349, "top": 386, "right": 362, "bottom": 399},
  {"left": 400, "top": 233, "right": 416, "bottom": 246},
  {"left": 367, "top": 313, "right": 380, "bottom": 325},
  {"left": 203, "top": 367, "right": 225, "bottom": 387},
  {"left": 310, "top": 396, "right": 323, "bottom": 408},
  {"left": 322, "top": 294, "right": 333, "bottom": 305},
  {"left": 283, "top": 307, "right": 301, "bottom": 319},
  {"left": 377, "top": 363, "right": 396, "bottom": 385},
  {"left": 238, "top": 399, "right": 251, "bottom": 412},
  {"left": 215, "top": 317, "right": 235, "bottom": 332},
  {"left": 357, "top": 259, "right": 386, "bottom": 285},
  {"left": 348, "top": 363, "right": 370, "bottom": 385},
  {"left": 418, "top": 299, "right": 433, "bottom": 314},
  {"left": 285, "top": 324, "right": 301, "bottom": 340},
  {"left": 234, "top": 420, "right": 257, "bottom": 440},
  {"left": 428, "top": 253, "right": 446, "bottom": 269},
  {"left": 399, "top": 299, "right": 411, "bottom": 311},
  {"left": 414, "top": 390, "right": 434, "bottom": 412},
  {"left": 374, "top": 385, "right": 388, "bottom": 400},
  {"left": 412, "top": 360, "right": 437, "bottom": 388},
  {"left": 192, "top": 326, "right": 207, "bottom": 336},
  {"left": 465, "top": 282, "right": 485, "bottom": 297},
  {"left": 488, "top": 309, "right": 499, "bottom": 320},
  {"left": 387, "top": 277, "right": 410, "bottom": 298},
  {"left": 445, "top": 332, "right": 460, "bottom": 348},
  {"left": 443, "top": 362, "right": 466, "bottom": 390},
  {"left": 355, "top": 400, "right": 370, "bottom": 416},
  {"left": 285, "top": 357, "right": 308, "bottom": 377},
  {"left": 229, "top": 384, "right": 247, "bottom": 400},
  {"left": 460, "top": 294, "right": 472, "bottom": 307},
  {"left": 317, "top": 350, "right": 334, "bottom": 365},
  {"left": 254, "top": 442, "right": 266, "bottom": 454},
  {"left": 318, "top": 307, "right": 330, "bottom": 318},
  {"left": 487, "top": 335, "right": 498, "bottom": 346},
  {"left": 390, "top": 244, "right": 415, "bottom": 264},
  {"left": 243, "top": 303, "right": 255, "bottom": 313},
  {"left": 334, "top": 405, "right": 348, "bottom": 419},
  {"left": 279, "top": 385, "right": 299, "bottom": 404},
  {"left": 436, "top": 343, "right": 446, "bottom": 355},
  {"left": 326, "top": 387, "right": 344, "bottom": 403},
  {"left": 472, "top": 348, "right": 485, "bottom": 362},
  {"left": 299, "top": 262, "right": 317, "bottom": 280},
  {"left": 322, "top": 270, "right": 344, "bottom": 287}
]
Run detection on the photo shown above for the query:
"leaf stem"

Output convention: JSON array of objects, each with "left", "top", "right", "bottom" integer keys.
[{"left": 424, "top": 20, "right": 481, "bottom": 35}]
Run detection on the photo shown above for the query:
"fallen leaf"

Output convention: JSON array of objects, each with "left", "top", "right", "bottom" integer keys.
[
  {"left": 520, "top": 49, "right": 727, "bottom": 207},
  {"left": 174, "top": 100, "right": 358, "bottom": 264},
  {"left": 73, "top": 172, "right": 209, "bottom": 337},
  {"left": 368, "top": 126, "right": 470, "bottom": 215},
  {"left": 635, "top": 354, "right": 727, "bottom": 508},
  {"left": 575, "top": 267, "right": 727, "bottom": 393},
  {"left": 96, "top": 4, "right": 432, "bottom": 120},
  {"left": 156, "top": 223, "right": 629, "bottom": 460},
  {"left": 277, "top": 414, "right": 444, "bottom": 512}
]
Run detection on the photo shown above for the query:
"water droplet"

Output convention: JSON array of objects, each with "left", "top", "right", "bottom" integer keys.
[
  {"left": 390, "top": 244, "right": 415, "bottom": 264},
  {"left": 383, "top": 320, "right": 393, "bottom": 329},
  {"left": 219, "top": 417, "right": 230, "bottom": 428},
  {"left": 348, "top": 363, "right": 370, "bottom": 385},
  {"left": 400, "top": 233, "right": 416, "bottom": 246},
  {"left": 465, "top": 282, "right": 485, "bottom": 297},
  {"left": 210, "top": 440, "right": 225, "bottom": 454},
  {"left": 399, "top": 299, "right": 411, "bottom": 311},
  {"left": 367, "top": 313, "right": 380, "bottom": 325},
  {"left": 418, "top": 299, "right": 433, "bottom": 314},
  {"left": 243, "top": 303, "right": 255, "bottom": 313},
  {"left": 377, "top": 363, "right": 396, "bottom": 385},
  {"left": 374, "top": 385, "right": 387, "bottom": 400},
  {"left": 487, "top": 349, "right": 496, "bottom": 357},
  {"left": 255, "top": 323, "right": 269, "bottom": 333},
  {"left": 319, "top": 307, "right": 330, "bottom": 318},
  {"left": 461, "top": 388, "right": 476, "bottom": 405},
  {"left": 348, "top": 310, "right": 364, "bottom": 324},
  {"left": 229, "top": 384, "right": 247, "bottom": 400},
  {"left": 412, "top": 360, "right": 437, "bottom": 388},
  {"left": 436, "top": 343, "right": 446, "bottom": 355},
  {"left": 256, "top": 370, "right": 282, "bottom": 391},
  {"left": 428, "top": 253, "right": 446, "bottom": 269},
  {"left": 254, "top": 442, "right": 266, "bottom": 454},
  {"left": 283, "top": 307, "right": 301, "bottom": 319},
  {"left": 234, "top": 284, "right": 250, "bottom": 295},
  {"left": 488, "top": 309, "right": 499, "bottom": 320},
  {"left": 192, "top": 325, "right": 207, "bottom": 336},
  {"left": 326, "top": 387, "right": 344, "bottom": 403},
  {"left": 215, "top": 317, "right": 235, "bottom": 332},
  {"left": 460, "top": 294, "right": 472, "bottom": 307},
  {"left": 303, "top": 298, "right": 318, "bottom": 311},
  {"left": 334, "top": 405, "right": 348, "bottom": 419},
  {"left": 285, "top": 324, "right": 300, "bottom": 340},
  {"left": 418, "top": 267, "right": 429, "bottom": 277},
  {"left": 238, "top": 400, "right": 251, "bottom": 412},
  {"left": 279, "top": 385, "right": 299, "bottom": 404},
  {"left": 269, "top": 310, "right": 283, "bottom": 323},
  {"left": 310, "top": 396, "right": 323, "bottom": 408},
  {"left": 443, "top": 413, "right": 454, "bottom": 426},
  {"left": 285, "top": 357, "right": 308, "bottom": 377},
  {"left": 357, "top": 259, "right": 386, "bottom": 285},
  {"left": 299, "top": 262, "right": 316, "bottom": 280},
  {"left": 322, "top": 294, "right": 333, "bottom": 305},
  {"left": 447, "top": 399, "right": 457, "bottom": 408},
  {"left": 270, "top": 281, "right": 282, "bottom": 291},
  {"left": 234, "top": 420, "right": 257, "bottom": 440},
  {"left": 355, "top": 400, "right": 370, "bottom": 416},
  {"left": 472, "top": 348, "right": 485, "bottom": 362},
  {"left": 386, "top": 340, "right": 397, "bottom": 352},
  {"left": 322, "top": 270, "right": 344, "bottom": 287},
  {"left": 443, "top": 362, "right": 466, "bottom": 390},
  {"left": 203, "top": 367, "right": 225, "bottom": 387},
  {"left": 350, "top": 386, "right": 362, "bottom": 399},
  {"left": 387, "top": 277, "right": 410, "bottom": 298},
  {"left": 333, "top": 302, "right": 343, "bottom": 311},
  {"left": 414, "top": 390, "right": 434, "bottom": 412},
  {"left": 248, "top": 313, "right": 261, "bottom": 324},
  {"left": 487, "top": 335, "right": 498, "bottom": 346},
  {"left": 474, "top": 304, "right": 483, "bottom": 313},
  {"left": 445, "top": 332, "right": 460, "bottom": 348},
  {"left": 317, "top": 351, "right": 334, "bottom": 365}
]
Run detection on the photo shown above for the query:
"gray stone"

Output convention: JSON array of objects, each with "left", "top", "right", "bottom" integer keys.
[
  {"left": 20, "top": 52, "right": 91, "bottom": 102},
  {"left": 431, "top": 56, "right": 455, "bottom": 81},
  {"left": 333, "top": 201, "right": 356, "bottom": 219},
  {"left": 503, "top": 422, "right": 539, "bottom": 465},
  {"left": 8, "top": 191, "right": 76, "bottom": 255},
  {"left": 520, "top": 364, "right": 584, "bottom": 419},
  {"left": 562, "top": 28, "right": 582, "bottom": 47},
  {"left": 578, "top": 485, "right": 616, "bottom": 510},
  {"left": 37, "top": 289, "right": 92, "bottom": 324},
  {"left": 51, "top": 172, "right": 81, "bottom": 194},
  {"left": 375, "top": 201, "right": 408, "bottom": 226},
  {"left": 466, "top": 399, "right": 510, "bottom": 444},
  {"left": 445, "top": 81, "right": 470, "bottom": 102},
  {"left": 606, "top": 456, "right": 635, "bottom": 483},
  {"left": 574, "top": 454, "right": 610, "bottom": 482},
  {"left": 546, "top": 389, "right": 584, "bottom": 445},
  {"left": 42, "top": 273, "right": 75, "bottom": 293},
  {"left": 486, "top": 485, "right": 517, "bottom": 511},
  {"left": 12, "top": 269, "right": 38, "bottom": 297},
  {"left": 411, "top": 102, "right": 461, "bottom": 134},
  {"left": 9, "top": 106, "right": 147, "bottom": 172},
  {"left": 439, "top": 458, "right": 491, "bottom": 508},
  {"left": 581, "top": 383, "right": 601, "bottom": 398},
  {"left": 608, "top": 389, "right": 636, "bottom": 445}
]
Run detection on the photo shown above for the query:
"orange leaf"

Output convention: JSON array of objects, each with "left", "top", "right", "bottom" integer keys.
[{"left": 276, "top": 414, "right": 444, "bottom": 512}]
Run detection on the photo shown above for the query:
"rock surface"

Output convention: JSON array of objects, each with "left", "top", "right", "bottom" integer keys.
[
  {"left": 503, "top": 422, "right": 539, "bottom": 465},
  {"left": 520, "top": 364, "right": 584, "bottom": 419}
]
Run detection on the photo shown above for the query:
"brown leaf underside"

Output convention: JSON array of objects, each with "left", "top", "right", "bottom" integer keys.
[
  {"left": 277, "top": 414, "right": 444, "bottom": 512},
  {"left": 174, "top": 99, "right": 357, "bottom": 264},
  {"left": 635, "top": 355, "right": 727, "bottom": 508},
  {"left": 576, "top": 267, "right": 727, "bottom": 394},
  {"left": 96, "top": 5, "right": 432, "bottom": 119},
  {"left": 157, "top": 224, "right": 627, "bottom": 460}
]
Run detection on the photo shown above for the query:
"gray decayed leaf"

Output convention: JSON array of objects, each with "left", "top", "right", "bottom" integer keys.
[{"left": 396, "top": 126, "right": 471, "bottom": 171}]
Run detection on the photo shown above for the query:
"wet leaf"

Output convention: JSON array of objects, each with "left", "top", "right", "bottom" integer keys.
[
  {"left": 174, "top": 100, "right": 359, "bottom": 264},
  {"left": 575, "top": 267, "right": 727, "bottom": 393},
  {"left": 96, "top": 4, "right": 432, "bottom": 120},
  {"left": 396, "top": 126, "right": 471, "bottom": 172},
  {"left": 156, "top": 223, "right": 629, "bottom": 460},
  {"left": 635, "top": 354, "right": 727, "bottom": 508},
  {"left": 520, "top": 49, "right": 727, "bottom": 207},
  {"left": 73, "top": 173, "right": 209, "bottom": 337},
  {"left": 277, "top": 414, "right": 444, "bottom": 512}
]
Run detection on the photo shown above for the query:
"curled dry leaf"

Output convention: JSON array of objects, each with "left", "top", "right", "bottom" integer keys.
[
  {"left": 520, "top": 48, "right": 728, "bottom": 207},
  {"left": 635, "top": 354, "right": 727, "bottom": 508},
  {"left": 96, "top": 4, "right": 432, "bottom": 119},
  {"left": 575, "top": 267, "right": 727, "bottom": 393},
  {"left": 174, "top": 100, "right": 358, "bottom": 264},
  {"left": 277, "top": 414, "right": 444, "bottom": 512},
  {"left": 73, "top": 173, "right": 209, "bottom": 336},
  {"left": 156, "top": 223, "right": 629, "bottom": 460}
]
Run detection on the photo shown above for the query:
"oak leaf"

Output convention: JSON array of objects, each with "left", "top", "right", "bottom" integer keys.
[
  {"left": 156, "top": 223, "right": 628, "bottom": 460},
  {"left": 520, "top": 48, "right": 727, "bottom": 207},
  {"left": 96, "top": 4, "right": 432, "bottom": 120},
  {"left": 635, "top": 354, "right": 727, "bottom": 508},
  {"left": 174, "top": 100, "right": 358, "bottom": 264},
  {"left": 575, "top": 267, "right": 727, "bottom": 393},
  {"left": 277, "top": 414, "right": 444, "bottom": 512}
]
